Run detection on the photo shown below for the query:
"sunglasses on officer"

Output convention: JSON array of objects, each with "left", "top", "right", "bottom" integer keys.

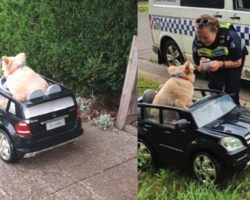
[{"left": 195, "top": 18, "right": 212, "bottom": 26}]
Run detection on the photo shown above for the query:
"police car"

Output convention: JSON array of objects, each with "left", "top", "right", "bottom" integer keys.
[
  {"left": 0, "top": 76, "right": 83, "bottom": 163},
  {"left": 149, "top": 0, "right": 250, "bottom": 81}
]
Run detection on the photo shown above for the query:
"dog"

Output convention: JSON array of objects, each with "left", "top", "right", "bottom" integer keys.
[
  {"left": 1, "top": 53, "right": 48, "bottom": 101},
  {"left": 150, "top": 61, "right": 195, "bottom": 119}
]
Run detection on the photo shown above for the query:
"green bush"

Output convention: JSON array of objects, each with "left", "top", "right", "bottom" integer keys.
[{"left": 0, "top": 0, "right": 137, "bottom": 101}]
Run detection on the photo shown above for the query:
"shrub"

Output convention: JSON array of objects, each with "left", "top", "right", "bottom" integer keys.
[
  {"left": 91, "top": 113, "right": 115, "bottom": 130},
  {"left": 0, "top": 0, "right": 137, "bottom": 101}
]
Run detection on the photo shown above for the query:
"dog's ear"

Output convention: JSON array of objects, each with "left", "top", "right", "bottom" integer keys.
[
  {"left": 15, "top": 52, "right": 26, "bottom": 64},
  {"left": 168, "top": 66, "right": 178, "bottom": 75},
  {"left": 184, "top": 62, "right": 194, "bottom": 73},
  {"left": 1, "top": 56, "right": 11, "bottom": 67}
]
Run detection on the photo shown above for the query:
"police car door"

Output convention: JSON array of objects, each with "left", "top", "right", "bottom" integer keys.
[
  {"left": 226, "top": 0, "right": 250, "bottom": 81},
  {"left": 179, "top": 0, "right": 228, "bottom": 63}
]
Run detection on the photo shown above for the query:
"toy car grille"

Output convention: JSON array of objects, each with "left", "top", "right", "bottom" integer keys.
[{"left": 244, "top": 133, "right": 250, "bottom": 145}]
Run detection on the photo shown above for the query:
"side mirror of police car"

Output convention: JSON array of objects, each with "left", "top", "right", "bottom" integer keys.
[{"left": 176, "top": 119, "right": 190, "bottom": 130}]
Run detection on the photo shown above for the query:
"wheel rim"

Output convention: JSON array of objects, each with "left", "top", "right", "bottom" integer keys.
[
  {"left": 138, "top": 141, "right": 152, "bottom": 168},
  {"left": 193, "top": 154, "right": 217, "bottom": 184},
  {"left": 166, "top": 45, "right": 182, "bottom": 66},
  {"left": 0, "top": 132, "right": 11, "bottom": 161}
]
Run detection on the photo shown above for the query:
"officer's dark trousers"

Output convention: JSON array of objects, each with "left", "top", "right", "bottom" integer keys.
[{"left": 208, "top": 58, "right": 245, "bottom": 105}]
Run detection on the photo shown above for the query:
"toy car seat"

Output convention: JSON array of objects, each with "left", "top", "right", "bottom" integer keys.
[
  {"left": 27, "top": 90, "right": 44, "bottom": 101},
  {"left": 45, "top": 84, "right": 62, "bottom": 95},
  {"left": 142, "top": 89, "right": 156, "bottom": 103}
]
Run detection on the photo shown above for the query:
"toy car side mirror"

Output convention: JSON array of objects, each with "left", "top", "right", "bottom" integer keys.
[{"left": 175, "top": 119, "right": 190, "bottom": 130}]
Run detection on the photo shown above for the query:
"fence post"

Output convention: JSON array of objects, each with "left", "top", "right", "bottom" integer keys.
[{"left": 116, "top": 35, "right": 137, "bottom": 130}]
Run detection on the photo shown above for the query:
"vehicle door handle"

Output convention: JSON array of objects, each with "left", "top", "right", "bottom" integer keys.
[
  {"left": 164, "top": 130, "right": 171, "bottom": 134},
  {"left": 213, "top": 14, "right": 222, "bottom": 18},
  {"left": 144, "top": 124, "right": 151, "bottom": 128},
  {"left": 230, "top": 16, "right": 240, "bottom": 20}
]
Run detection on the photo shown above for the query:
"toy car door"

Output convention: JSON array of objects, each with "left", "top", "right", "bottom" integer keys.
[{"left": 154, "top": 109, "right": 192, "bottom": 167}]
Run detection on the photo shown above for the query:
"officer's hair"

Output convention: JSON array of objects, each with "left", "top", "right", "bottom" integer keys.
[{"left": 195, "top": 14, "right": 220, "bottom": 32}]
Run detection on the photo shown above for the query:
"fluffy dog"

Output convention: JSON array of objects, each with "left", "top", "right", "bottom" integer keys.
[
  {"left": 1, "top": 53, "right": 48, "bottom": 101},
  {"left": 150, "top": 61, "right": 195, "bottom": 117}
]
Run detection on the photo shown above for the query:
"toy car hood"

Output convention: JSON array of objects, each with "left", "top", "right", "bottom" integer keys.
[{"left": 202, "top": 107, "right": 250, "bottom": 138}]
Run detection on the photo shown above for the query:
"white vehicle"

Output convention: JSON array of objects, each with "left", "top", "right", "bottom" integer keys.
[{"left": 149, "top": 0, "right": 250, "bottom": 81}]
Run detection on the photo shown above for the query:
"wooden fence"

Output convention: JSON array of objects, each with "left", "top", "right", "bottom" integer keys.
[{"left": 116, "top": 35, "right": 137, "bottom": 130}]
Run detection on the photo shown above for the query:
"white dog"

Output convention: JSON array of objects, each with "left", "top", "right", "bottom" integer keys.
[
  {"left": 150, "top": 62, "right": 195, "bottom": 119},
  {"left": 1, "top": 53, "right": 48, "bottom": 101}
]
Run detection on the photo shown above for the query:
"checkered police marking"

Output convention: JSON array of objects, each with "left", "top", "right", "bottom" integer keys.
[
  {"left": 152, "top": 16, "right": 195, "bottom": 37},
  {"left": 151, "top": 15, "right": 250, "bottom": 46},
  {"left": 235, "top": 25, "right": 250, "bottom": 46}
]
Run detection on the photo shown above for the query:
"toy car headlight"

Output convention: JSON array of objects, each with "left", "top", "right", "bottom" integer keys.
[{"left": 219, "top": 137, "right": 244, "bottom": 152}]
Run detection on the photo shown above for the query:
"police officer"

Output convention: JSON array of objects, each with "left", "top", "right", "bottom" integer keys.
[{"left": 193, "top": 14, "right": 248, "bottom": 105}]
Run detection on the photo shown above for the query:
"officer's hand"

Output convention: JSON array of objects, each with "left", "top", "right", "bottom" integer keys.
[
  {"left": 207, "top": 60, "right": 223, "bottom": 72},
  {"left": 200, "top": 57, "right": 208, "bottom": 63},
  {"left": 196, "top": 65, "right": 203, "bottom": 72},
  {"left": 199, "top": 57, "right": 209, "bottom": 72}
]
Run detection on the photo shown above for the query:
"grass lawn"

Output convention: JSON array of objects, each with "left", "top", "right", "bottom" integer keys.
[
  {"left": 138, "top": 168, "right": 250, "bottom": 200},
  {"left": 138, "top": 1, "right": 149, "bottom": 13},
  {"left": 138, "top": 75, "right": 250, "bottom": 200},
  {"left": 138, "top": 74, "right": 161, "bottom": 96}
]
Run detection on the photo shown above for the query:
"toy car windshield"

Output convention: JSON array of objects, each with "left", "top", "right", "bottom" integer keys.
[{"left": 190, "top": 94, "right": 236, "bottom": 128}]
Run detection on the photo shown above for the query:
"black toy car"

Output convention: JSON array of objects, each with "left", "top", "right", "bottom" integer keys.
[
  {"left": 0, "top": 76, "right": 83, "bottom": 163},
  {"left": 138, "top": 88, "right": 250, "bottom": 184}
]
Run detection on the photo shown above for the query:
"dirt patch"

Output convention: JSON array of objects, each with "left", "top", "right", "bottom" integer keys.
[{"left": 88, "top": 99, "right": 118, "bottom": 120}]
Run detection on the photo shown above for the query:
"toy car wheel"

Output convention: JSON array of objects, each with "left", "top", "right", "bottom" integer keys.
[
  {"left": 138, "top": 139, "right": 155, "bottom": 169},
  {"left": 163, "top": 40, "right": 185, "bottom": 66},
  {"left": 192, "top": 152, "right": 224, "bottom": 184},
  {"left": 0, "top": 130, "right": 17, "bottom": 163}
]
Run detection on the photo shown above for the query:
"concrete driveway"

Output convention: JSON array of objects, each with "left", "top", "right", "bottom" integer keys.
[{"left": 0, "top": 122, "right": 137, "bottom": 200}]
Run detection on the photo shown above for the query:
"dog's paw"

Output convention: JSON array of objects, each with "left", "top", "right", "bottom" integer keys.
[{"left": 183, "top": 106, "right": 189, "bottom": 111}]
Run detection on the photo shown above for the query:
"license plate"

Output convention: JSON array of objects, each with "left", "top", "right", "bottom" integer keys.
[{"left": 46, "top": 118, "right": 65, "bottom": 130}]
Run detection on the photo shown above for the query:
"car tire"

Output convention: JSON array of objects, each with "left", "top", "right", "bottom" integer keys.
[
  {"left": 191, "top": 152, "right": 224, "bottom": 184},
  {"left": 138, "top": 138, "right": 157, "bottom": 169},
  {"left": 163, "top": 40, "right": 185, "bottom": 66},
  {"left": 0, "top": 129, "right": 19, "bottom": 163}
]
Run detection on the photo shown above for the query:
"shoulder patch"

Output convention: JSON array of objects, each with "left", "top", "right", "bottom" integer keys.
[{"left": 230, "top": 41, "right": 236, "bottom": 48}]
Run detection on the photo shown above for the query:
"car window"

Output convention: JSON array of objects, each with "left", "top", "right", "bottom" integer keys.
[
  {"left": 144, "top": 108, "right": 160, "bottom": 123},
  {"left": 0, "top": 95, "right": 8, "bottom": 110},
  {"left": 162, "top": 109, "right": 180, "bottom": 128},
  {"left": 8, "top": 101, "right": 16, "bottom": 115},
  {"left": 181, "top": 0, "right": 224, "bottom": 9},
  {"left": 234, "top": 0, "right": 250, "bottom": 10}
]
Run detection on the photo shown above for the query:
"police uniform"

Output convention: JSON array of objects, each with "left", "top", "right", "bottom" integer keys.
[{"left": 193, "top": 22, "right": 248, "bottom": 105}]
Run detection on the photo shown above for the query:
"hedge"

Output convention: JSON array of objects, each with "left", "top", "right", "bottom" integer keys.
[{"left": 0, "top": 0, "right": 137, "bottom": 101}]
